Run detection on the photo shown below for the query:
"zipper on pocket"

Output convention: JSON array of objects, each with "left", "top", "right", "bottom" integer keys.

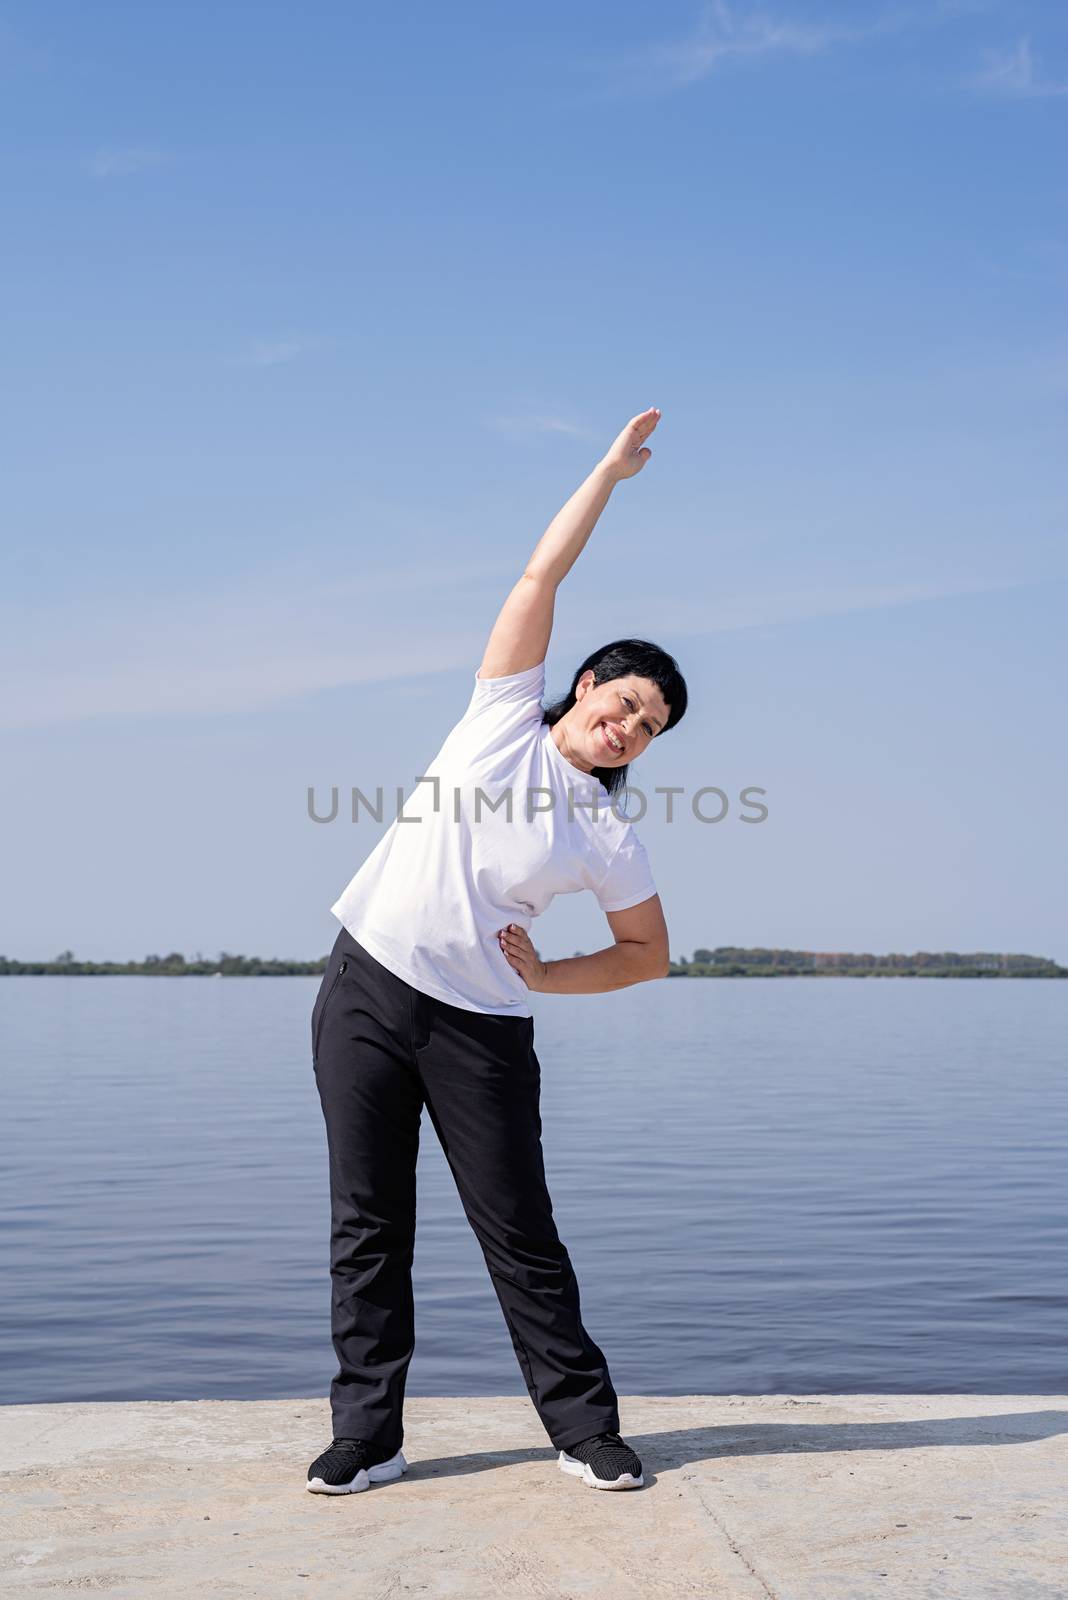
[{"left": 313, "top": 957, "right": 348, "bottom": 1064}]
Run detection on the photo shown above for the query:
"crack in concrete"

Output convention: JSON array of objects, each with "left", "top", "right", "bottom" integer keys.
[
  {"left": 679, "top": 1470, "right": 781, "bottom": 1599},
  {"left": 674, "top": 1472, "right": 783, "bottom": 1600}
]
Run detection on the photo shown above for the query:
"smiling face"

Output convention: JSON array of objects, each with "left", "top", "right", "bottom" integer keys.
[{"left": 554, "top": 671, "right": 671, "bottom": 773}]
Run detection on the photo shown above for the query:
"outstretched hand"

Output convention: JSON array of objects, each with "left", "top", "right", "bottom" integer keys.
[{"left": 601, "top": 406, "right": 661, "bottom": 482}]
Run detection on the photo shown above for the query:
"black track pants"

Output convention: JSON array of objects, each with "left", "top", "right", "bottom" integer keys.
[{"left": 310, "top": 925, "right": 620, "bottom": 1455}]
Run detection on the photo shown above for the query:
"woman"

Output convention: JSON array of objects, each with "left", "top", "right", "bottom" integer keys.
[{"left": 308, "top": 406, "right": 688, "bottom": 1496}]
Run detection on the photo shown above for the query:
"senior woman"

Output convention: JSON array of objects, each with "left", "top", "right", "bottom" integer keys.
[{"left": 308, "top": 407, "right": 687, "bottom": 1495}]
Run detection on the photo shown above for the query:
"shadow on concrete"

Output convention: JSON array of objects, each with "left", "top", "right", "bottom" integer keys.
[{"left": 403, "top": 1408, "right": 1068, "bottom": 1482}]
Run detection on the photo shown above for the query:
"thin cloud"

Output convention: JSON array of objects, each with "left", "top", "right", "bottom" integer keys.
[
  {"left": 651, "top": 0, "right": 855, "bottom": 85},
  {"left": 0, "top": 557, "right": 516, "bottom": 731},
  {"left": 0, "top": 631, "right": 478, "bottom": 730},
  {"left": 0, "top": 568, "right": 1028, "bottom": 731},
  {"left": 244, "top": 336, "right": 321, "bottom": 368},
  {"left": 630, "top": 576, "right": 1028, "bottom": 639},
  {"left": 85, "top": 147, "right": 170, "bottom": 179},
  {"left": 585, "top": 0, "right": 987, "bottom": 99},
  {"left": 485, "top": 414, "right": 600, "bottom": 442},
  {"left": 971, "top": 36, "right": 1068, "bottom": 99},
  {"left": 587, "top": 0, "right": 893, "bottom": 98}
]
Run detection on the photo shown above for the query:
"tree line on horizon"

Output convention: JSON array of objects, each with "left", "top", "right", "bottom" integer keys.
[
  {"left": 1, "top": 946, "right": 1065, "bottom": 978},
  {"left": 669, "top": 947, "right": 1067, "bottom": 978}
]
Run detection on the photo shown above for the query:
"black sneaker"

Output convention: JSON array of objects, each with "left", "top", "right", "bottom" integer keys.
[
  {"left": 558, "top": 1431, "right": 644, "bottom": 1490},
  {"left": 307, "top": 1436, "right": 408, "bottom": 1495}
]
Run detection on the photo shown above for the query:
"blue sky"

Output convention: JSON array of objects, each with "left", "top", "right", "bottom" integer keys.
[{"left": 2, "top": 0, "right": 1065, "bottom": 965}]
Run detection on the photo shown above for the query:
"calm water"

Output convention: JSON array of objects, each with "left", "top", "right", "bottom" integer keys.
[{"left": 2, "top": 976, "right": 1066, "bottom": 1404}]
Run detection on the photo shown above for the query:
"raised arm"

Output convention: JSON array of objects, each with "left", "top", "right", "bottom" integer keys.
[{"left": 477, "top": 407, "right": 661, "bottom": 680}]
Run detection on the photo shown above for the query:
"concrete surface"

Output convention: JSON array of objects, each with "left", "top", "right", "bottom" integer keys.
[{"left": 1, "top": 1394, "right": 1065, "bottom": 1599}]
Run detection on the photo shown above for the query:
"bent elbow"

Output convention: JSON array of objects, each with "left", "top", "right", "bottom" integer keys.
[{"left": 641, "top": 946, "right": 671, "bottom": 982}]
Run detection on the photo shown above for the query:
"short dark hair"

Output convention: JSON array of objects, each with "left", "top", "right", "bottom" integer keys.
[{"left": 541, "top": 638, "right": 688, "bottom": 799}]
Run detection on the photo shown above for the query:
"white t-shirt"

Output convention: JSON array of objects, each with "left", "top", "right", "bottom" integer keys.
[{"left": 329, "top": 659, "right": 658, "bottom": 1016}]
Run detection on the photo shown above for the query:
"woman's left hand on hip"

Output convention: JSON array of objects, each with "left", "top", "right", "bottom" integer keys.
[{"left": 497, "top": 924, "right": 548, "bottom": 991}]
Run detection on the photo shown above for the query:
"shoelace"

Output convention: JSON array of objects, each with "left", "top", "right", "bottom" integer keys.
[{"left": 319, "top": 1436, "right": 374, "bottom": 1461}]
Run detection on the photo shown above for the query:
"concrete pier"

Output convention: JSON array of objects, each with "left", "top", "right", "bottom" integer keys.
[{"left": 2, "top": 1394, "right": 1065, "bottom": 1597}]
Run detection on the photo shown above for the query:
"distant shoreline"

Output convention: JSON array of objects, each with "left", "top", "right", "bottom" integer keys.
[{"left": 3, "top": 948, "right": 1066, "bottom": 978}]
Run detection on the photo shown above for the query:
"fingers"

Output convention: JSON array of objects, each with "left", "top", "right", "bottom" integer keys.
[
  {"left": 617, "top": 408, "right": 659, "bottom": 442},
  {"left": 498, "top": 923, "right": 533, "bottom": 973},
  {"left": 605, "top": 408, "right": 660, "bottom": 475}
]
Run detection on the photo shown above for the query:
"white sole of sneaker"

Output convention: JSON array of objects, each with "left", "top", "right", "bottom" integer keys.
[
  {"left": 558, "top": 1450, "right": 644, "bottom": 1490},
  {"left": 307, "top": 1447, "right": 408, "bottom": 1494}
]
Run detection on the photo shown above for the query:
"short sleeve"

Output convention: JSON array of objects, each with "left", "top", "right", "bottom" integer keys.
[
  {"left": 453, "top": 660, "right": 547, "bottom": 742},
  {"left": 594, "top": 829, "right": 658, "bottom": 913}
]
